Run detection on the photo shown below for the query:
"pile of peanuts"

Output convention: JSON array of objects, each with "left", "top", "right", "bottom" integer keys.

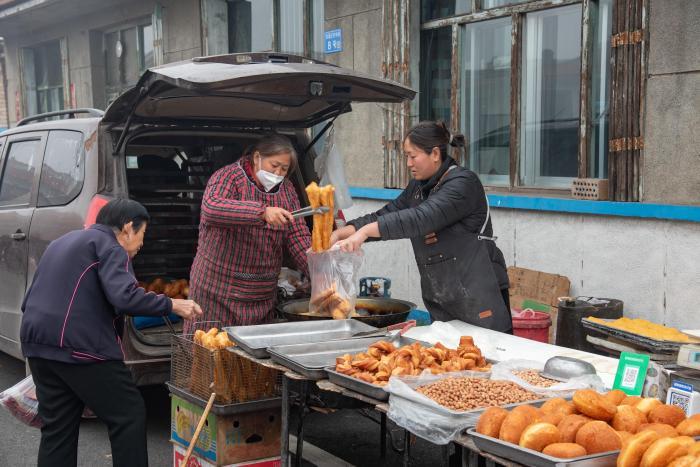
[
  {"left": 416, "top": 377, "right": 540, "bottom": 411},
  {"left": 512, "top": 369, "right": 559, "bottom": 388}
]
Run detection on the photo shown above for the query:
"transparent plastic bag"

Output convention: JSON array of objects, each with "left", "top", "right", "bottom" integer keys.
[
  {"left": 307, "top": 247, "right": 363, "bottom": 318},
  {"left": 490, "top": 359, "right": 605, "bottom": 397},
  {"left": 313, "top": 128, "right": 353, "bottom": 210},
  {"left": 384, "top": 370, "right": 491, "bottom": 445},
  {"left": 0, "top": 375, "right": 43, "bottom": 428}
]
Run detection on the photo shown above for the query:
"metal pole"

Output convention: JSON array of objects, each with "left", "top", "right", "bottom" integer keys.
[{"left": 281, "top": 376, "right": 289, "bottom": 467}]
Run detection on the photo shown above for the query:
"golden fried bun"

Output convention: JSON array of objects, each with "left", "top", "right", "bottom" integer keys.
[
  {"left": 605, "top": 389, "right": 628, "bottom": 406},
  {"left": 573, "top": 389, "right": 617, "bottom": 421},
  {"left": 636, "top": 398, "right": 663, "bottom": 416},
  {"left": 674, "top": 436, "right": 696, "bottom": 449},
  {"left": 539, "top": 412, "right": 566, "bottom": 426},
  {"left": 621, "top": 396, "right": 644, "bottom": 407},
  {"left": 558, "top": 414, "right": 592, "bottom": 443},
  {"left": 575, "top": 421, "right": 621, "bottom": 454},
  {"left": 676, "top": 418, "right": 700, "bottom": 437},
  {"left": 542, "top": 442, "right": 587, "bottom": 459},
  {"left": 638, "top": 422, "right": 679, "bottom": 438},
  {"left": 666, "top": 455, "right": 700, "bottom": 467},
  {"left": 541, "top": 398, "right": 575, "bottom": 416},
  {"left": 640, "top": 437, "right": 688, "bottom": 467},
  {"left": 648, "top": 404, "right": 687, "bottom": 427},
  {"left": 616, "top": 430, "right": 661, "bottom": 467},
  {"left": 519, "top": 423, "right": 561, "bottom": 452},
  {"left": 499, "top": 410, "right": 532, "bottom": 444},
  {"left": 476, "top": 407, "right": 509, "bottom": 438},
  {"left": 617, "top": 431, "right": 634, "bottom": 447},
  {"left": 511, "top": 404, "right": 540, "bottom": 424},
  {"left": 613, "top": 405, "right": 647, "bottom": 433},
  {"left": 688, "top": 441, "right": 700, "bottom": 456}
]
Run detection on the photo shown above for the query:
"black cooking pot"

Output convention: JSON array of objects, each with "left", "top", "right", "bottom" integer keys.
[{"left": 278, "top": 297, "right": 416, "bottom": 328}]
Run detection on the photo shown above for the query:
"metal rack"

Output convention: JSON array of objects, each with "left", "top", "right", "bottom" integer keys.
[{"left": 127, "top": 156, "right": 213, "bottom": 280}]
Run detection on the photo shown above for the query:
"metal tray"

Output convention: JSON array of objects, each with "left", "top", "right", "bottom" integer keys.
[
  {"left": 166, "top": 382, "right": 281, "bottom": 416},
  {"left": 325, "top": 366, "right": 390, "bottom": 401},
  {"left": 468, "top": 428, "right": 617, "bottom": 467},
  {"left": 581, "top": 318, "right": 692, "bottom": 352},
  {"left": 224, "top": 320, "right": 377, "bottom": 358},
  {"left": 267, "top": 336, "right": 421, "bottom": 380}
]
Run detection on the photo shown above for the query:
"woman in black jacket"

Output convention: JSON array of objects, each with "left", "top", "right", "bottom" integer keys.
[
  {"left": 21, "top": 199, "right": 202, "bottom": 467},
  {"left": 333, "top": 121, "right": 512, "bottom": 332}
]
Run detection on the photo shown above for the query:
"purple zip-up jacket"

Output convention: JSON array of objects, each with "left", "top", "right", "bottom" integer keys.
[{"left": 20, "top": 224, "right": 173, "bottom": 363}]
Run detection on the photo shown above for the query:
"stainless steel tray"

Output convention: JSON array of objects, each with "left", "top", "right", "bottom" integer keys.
[
  {"left": 581, "top": 318, "right": 693, "bottom": 352},
  {"left": 267, "top": 336, "right": 420, "bottom": 380},
  {"left": 224, "top": 320, "right": 376, "bottom": 358},
  {"left": 325, "top": 366, "right": 389, "bottom": 401},
  {"left": 166, "top": 382, "right": 281, "bottom": 416},
  {"left": 468, "top": 428, "right": 617, "bottom": 467}
]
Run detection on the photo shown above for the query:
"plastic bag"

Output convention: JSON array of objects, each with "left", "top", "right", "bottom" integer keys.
[
  {"left": 0, "top": 375, "right": 43, "bottom": 428},
  {"left": 384, "top": 370, "right": 490, "bottom": 445},
  {"left": 307, "top": 247, "right": 363, "bottom": 318},
  {"left": 490, "top": 359, "right": 605, "bottom": 397},
  {"left": 313, "top": 128, "right": 353, "bottom": 210}
]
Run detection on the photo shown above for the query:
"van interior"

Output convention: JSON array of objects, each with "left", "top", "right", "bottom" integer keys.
[{"left": 123, "top": 130, "right": 316, "bottom": 351}]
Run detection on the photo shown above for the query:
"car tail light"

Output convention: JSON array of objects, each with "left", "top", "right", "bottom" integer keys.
[{"left": 84, "top": 195, "right": 111, "bottom": 229}]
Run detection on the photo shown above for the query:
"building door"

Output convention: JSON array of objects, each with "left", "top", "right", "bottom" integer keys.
[{"left": 0, "top": 132, "right": 46, "bottom": 358}]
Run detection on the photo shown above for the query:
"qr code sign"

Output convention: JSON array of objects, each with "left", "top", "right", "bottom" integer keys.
[
  {"left": 669, "top": 391, "right": 690, "bottom": 414},
  {"left": 621, "top": 366, "right": 639, "bottom": 389}
]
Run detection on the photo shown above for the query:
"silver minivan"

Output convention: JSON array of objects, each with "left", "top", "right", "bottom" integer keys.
[{"left": 0, "top": 53, "right": 414, "bottom": 385}]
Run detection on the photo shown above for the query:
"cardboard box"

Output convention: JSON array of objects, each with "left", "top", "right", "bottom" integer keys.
[
  {"left": 508, "top": 267, "right": 571, "bottom": 343},
  {"left": 172, "top": 443, "right": 281, "bottom": 467},
  {"left": 171, "top": 395, "right": 280, "bottom": 466}
]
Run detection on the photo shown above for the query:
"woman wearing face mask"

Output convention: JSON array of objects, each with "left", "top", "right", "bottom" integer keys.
[
  {"left": 185, "top": 134, "right": 311, "bottom": 329},
  {"left": 331, "top": 121, "right": 512, "bottom": 333}
]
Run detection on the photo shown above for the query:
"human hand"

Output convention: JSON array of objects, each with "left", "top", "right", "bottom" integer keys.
[
  {"left": 330, "top": 225, "right": 356, "bottom": 246},
  {"left": 336, "top": 229, "right": 368, "bottom": 253},
  {"left": 171, "top": 299, "right": 203, "bottom": 320},
  {"left": 263, "top": 207, "right": 294, "bottom": 226}
]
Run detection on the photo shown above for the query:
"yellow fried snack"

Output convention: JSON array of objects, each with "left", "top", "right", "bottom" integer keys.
[
  {"left": 587, "top": 316, "right": 699, "bottom": 343},
  {"left": 305, "top": 182, "right": 335, "bottom": 252}
]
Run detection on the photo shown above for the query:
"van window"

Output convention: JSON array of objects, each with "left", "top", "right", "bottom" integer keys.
[
  {"left": 38, "top": 130, "right": 84, "bottom": 207},
  {"left": 0, "top": 139, "right": 42, "bottom": 207}
]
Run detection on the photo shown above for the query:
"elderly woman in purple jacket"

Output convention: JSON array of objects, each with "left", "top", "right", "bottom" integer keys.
[{"left": 20, "top": 199, "right": 202, "bottom": 467}]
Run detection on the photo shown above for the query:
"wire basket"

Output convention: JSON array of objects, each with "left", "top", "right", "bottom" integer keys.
[{"left": 170, "top": 332, "right": 281, "bottom": 405}]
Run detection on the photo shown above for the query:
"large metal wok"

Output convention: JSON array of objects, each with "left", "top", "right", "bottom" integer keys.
[{"left": 278, "top": 297, "right": 416, "bottom": 328}]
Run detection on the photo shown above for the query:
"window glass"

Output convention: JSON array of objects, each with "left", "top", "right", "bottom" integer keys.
[
  {"left": 483, "top": 0, "right": 531, "bottom": 9},
  {"left": 122, "top": 26, "right": 141, "bottom": 85},
  {"left": 105, "top": 31, "right": 121, "bottom": 87},
  {"left": 279, "top": 0, "right": 304, "bottom": 54},
  {"left": 0, "top": 140, "right": 42, "bottom": 207},
  {"left": 140, "top": 24, "right": 155, "bottom": 70},
  {"left": 228, "top": 0, "right": 274, "bottom": 52},
  {"left": 38, "top": 131, "right": 84, "bottom": 207},
  {"left": 461, "top": 18, "right": 512, "bottom": 186},
  {"left": 520, "top": 5, "right": 582, "bottom": 187},
  {"left": 421, "top": 0, "right": 470, "bottom": 22},
  {"left": 419, "top": 27, "right": 452, "bottom": 123},
  {"left": 311, "top": 0, "right": 325, "bottom": 57},
  {"left": 589, "top": 0, "right": 612, "bottom": 178},
  {"left": 21, "top": 41, "right": 64, "bottom": 116}
]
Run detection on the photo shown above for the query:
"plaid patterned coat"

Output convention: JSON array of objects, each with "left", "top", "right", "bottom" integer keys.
[{"left": 185, "top": 159, "right": 310, "bottom": 330}]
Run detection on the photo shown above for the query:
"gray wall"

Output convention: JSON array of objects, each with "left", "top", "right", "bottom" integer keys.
[
  {"left": 643, "top": 0, "right": 700, "bottom": 204},
  {"left": 1, "top": 0, "right": 202, "bottom": 122},
  {"left": 323, "top": 0, "right": 386, "bottom": 188}
]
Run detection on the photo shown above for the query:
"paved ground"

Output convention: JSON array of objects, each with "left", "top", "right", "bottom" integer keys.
[{"left": 0, "top": 351, "right": 453, "bottom": 466}]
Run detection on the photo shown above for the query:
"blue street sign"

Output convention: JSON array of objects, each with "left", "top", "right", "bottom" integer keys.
[{"left": 324, "top": 29, "right": 342, "bottom": 54}]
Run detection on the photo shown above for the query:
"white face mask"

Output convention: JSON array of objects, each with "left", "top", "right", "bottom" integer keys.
[{"left": 255, "top": 156, "right": 285, "bottom": 191}]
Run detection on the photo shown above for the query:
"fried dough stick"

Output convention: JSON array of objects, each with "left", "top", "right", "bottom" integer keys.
[{"left": 305, "top": 182, "right": 323, "bottom": 252}]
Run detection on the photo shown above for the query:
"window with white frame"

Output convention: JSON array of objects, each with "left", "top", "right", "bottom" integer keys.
[{"left": 419, "top": 0, "right": 613, "bottom": 191}]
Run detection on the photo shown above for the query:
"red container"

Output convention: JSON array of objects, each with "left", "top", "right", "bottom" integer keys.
[{"left": 512, "top": 310, "right": 552, "bottom": 344}]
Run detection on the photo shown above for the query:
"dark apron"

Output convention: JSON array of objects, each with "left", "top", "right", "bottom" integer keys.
[{"left": 410, "top": 169, "right": 512, "bottom": 332}]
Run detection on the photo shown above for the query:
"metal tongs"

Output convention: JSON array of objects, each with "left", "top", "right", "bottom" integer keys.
[
  {"left": 291, "top": 206, "right": 330, "bottom": 219},
  {"left": 351, "top": 320, "right": 417, "bottom": 339}
]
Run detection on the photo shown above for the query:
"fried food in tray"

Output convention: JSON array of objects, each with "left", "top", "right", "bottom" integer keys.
[
  {"left": 334, "top": 336, "right": 490, "bottom": 386},
  {"left": 305, "top": 182, "right": 335, "bottom": 252},
  {"left": 139, "top": 277, "right": 190, "bottom": 299},
  {"left": 586, "top": 316, "right": 700, "bottom": 343},
  {"left": 472, "top": 387, "right": 700, "bottom": 464}
]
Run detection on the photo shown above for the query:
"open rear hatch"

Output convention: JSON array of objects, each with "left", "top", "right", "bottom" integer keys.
[{"left": 103, "top": 52, "right": 415, "bottom": 129}]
